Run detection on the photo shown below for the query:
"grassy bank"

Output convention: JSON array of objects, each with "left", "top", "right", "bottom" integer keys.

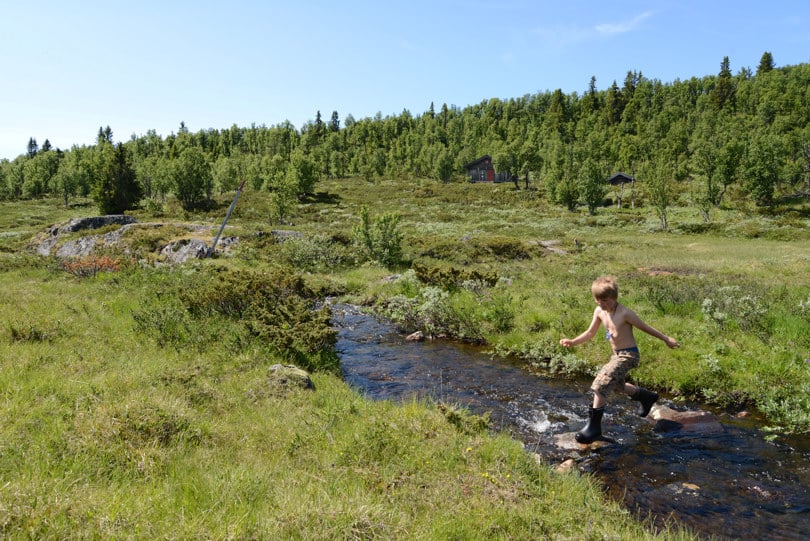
[
  {"left": 3, "top": 175, "right": 808, "bottom": 538},
  {"left": 0, "top": 258, "right": 694, "bottom": 539}
]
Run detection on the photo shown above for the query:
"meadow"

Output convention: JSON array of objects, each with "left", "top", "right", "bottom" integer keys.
[{"left": 1, "top": 176, "right": 808, "bottom": 539}]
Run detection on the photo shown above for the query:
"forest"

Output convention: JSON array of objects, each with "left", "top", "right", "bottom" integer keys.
[{"left": 2, "top": 52, "right": 809, "bottom": 224}]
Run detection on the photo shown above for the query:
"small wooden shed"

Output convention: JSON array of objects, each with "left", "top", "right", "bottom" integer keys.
[
  {"left": 607, "top": 172, "right": 635, "bottom": 208},
  {"left": 464, "top": 155, "right": 495, "bottom": 182},
  {"left": 464, "top": 155, "right": 513, "bottom": 183}
]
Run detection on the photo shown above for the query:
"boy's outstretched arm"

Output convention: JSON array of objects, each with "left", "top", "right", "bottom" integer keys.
[
  {"left": 626, "top": 310, "right": 679, "bottom": 348},
  {"left": 560, "top": 308, "right": 601, "bottom": 347}
]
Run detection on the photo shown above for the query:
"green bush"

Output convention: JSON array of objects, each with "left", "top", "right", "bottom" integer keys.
[
  {"left": 135, "top": 267, "right": 339, "bottom": 373},
  {"left": 281, "top": 233, "right": 344, "bottom": 271},
  {"left": 412, "top": 261, "right": 498, "bottom": 291},
  {"left": 353, "top": 205, "right": 403, "bottom": 268},
  {"left": 469, "top": 236, "right": 530, "bottom": 260}
]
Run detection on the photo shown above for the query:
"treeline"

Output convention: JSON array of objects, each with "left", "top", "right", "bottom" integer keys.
[{"left": 2, "top": 52, "right": 809, "bottom": 222}]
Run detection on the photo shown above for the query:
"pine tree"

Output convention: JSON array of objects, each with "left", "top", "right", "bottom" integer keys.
[
  {"left": 757, "top": 51, "right": 775, "bottom": 75},
  {"left": 713, "top": 56, "right": 736, "bottom": 110},
  {"left": 27, "top": 137, "right": 39, "bottom": 158},
  {"left": 95, "top": 143, "right": 142, "bottom": 214},
  {"left": 329, "top": 111, "right": 340, "bottom": 132}
]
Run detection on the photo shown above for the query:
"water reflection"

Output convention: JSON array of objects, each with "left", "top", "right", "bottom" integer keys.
[{"left": 334, "top": 304, "right": 810, "bottom": 541}]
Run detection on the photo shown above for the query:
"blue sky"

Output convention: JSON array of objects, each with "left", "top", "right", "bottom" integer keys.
[{"left": 2, "top": 0, "right": 809, "bottom": 161}]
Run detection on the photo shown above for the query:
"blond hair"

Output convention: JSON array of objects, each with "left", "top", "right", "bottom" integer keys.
[{"left": 591, "top": 276, "right": 619, "bottom": 300}]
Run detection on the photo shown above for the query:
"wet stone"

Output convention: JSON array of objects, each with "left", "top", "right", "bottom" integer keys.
[
  {"left": 553, "top": 431, "right": 616, "bottom": 451},
  {"left": 648, "top": 404, "right": 724, "bottom": 434}
]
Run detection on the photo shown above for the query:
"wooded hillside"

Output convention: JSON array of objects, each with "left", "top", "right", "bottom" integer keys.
[{"left": 3, "top": 53, "right": 808, "bottom": 222}]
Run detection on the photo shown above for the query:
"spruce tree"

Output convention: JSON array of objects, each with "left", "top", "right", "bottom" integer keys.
[
  {"left": 757, "top": 51, "right": 775, "bottom": 75},
  {"left": 713, "top": 56, "right": 736, "bottom": 110},
  {"left": 95, "top": 143, "right": 142, "bottom": 214}
]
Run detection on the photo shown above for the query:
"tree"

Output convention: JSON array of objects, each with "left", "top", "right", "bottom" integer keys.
[
  {"left": 94, "top": 143, "right": 142, "bottom": 214},
  {"left": 757, "top": 51, "right": 775, "bottom": 75},
  {"left": 97, "top": 126, "right": 113, "bottom": 145},
  {"left": 353, "top": 206, "right": 403, "bottom": 268},
  {"left": 329, "top": 111, "right": 340, "bottom": 132},
  {"left": 433, "top": 148, "right": 453, "bottom": 183},
  {"left": 211, "top": 154, "right": 242, "bottom": 195},
  {"left": 642, "top": 158, "right": 674, "bottom": 231},
  {"left": 53, "top": 147, "right": 91, "bottom": 207},
  {"left": 27, "top": 137, "right": 39, "bottom": 158},
  {"left": 270, "top": 169, "right": 298, "bottom": 225},
  {"left": 713, "top": 56, "right": 736, "bottom": 110},
  {"left": 171, "top": 146, "right": 211, "bottom": 210},
  {"left": 582, "top": 75, "right": 599, "bottom": 115},
  {"left": 743, "top": 134, "right": 780, "bottom": 206},
  {"left": 287, "top": 149, "right": 318, "bottom": 195},
  {"left": 605, "top": 81, "right": 623, "bottom": 124},
  {"left": 22, "top": 150, "right": 60, "bottom": 197},
  {"left": 579, "top": 158, "right": 606, "bottom": 214},
  {"left": 0, "top": 164, "right": 8, "bottom": 201}
]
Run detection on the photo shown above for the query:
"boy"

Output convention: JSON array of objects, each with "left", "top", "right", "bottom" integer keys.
[{"left": 560, "top": 276, "right": 679, "bottom": 443}]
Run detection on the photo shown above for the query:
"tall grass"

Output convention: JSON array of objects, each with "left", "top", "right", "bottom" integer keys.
[
  {"left": 0, "top": 261, "right": 696, "bottom": 538},
  {"left": 4, "top": 177, "right": 808, "bottom": 537}
]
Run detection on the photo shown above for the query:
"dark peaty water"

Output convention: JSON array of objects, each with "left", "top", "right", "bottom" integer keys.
[{"left": 333, "top": 304, "right": 810, "bottom": 541}]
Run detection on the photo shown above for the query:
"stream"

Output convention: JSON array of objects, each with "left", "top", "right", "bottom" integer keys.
[{"left": 332, "top": 304, "right": 810, "bottom": 541}]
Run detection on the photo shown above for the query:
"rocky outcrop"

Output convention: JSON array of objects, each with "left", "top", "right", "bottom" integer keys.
[
  {"left": 49, "top": 215, "right": 136, "bottom": 235},
  {"left": 36, "top": 216, "right": 239, "bottom": 264},
  {"left": 38, "top": 216, "right": 137, "bottom": 257},
  {"left": 160, "top": 238, "right": 211, "bottom": 263}
]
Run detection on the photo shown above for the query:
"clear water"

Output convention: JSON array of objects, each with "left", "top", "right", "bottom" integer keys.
[{"left": 333, "top": 304, "right": 810, "bottom": 541}]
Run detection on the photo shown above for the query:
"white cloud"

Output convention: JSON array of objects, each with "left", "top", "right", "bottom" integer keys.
[
  {"left": 532, "top": 10, "right": 653, "bottom": 49},
  {"left": 595, "top": 11, "right": 653, "bottom": 36}
]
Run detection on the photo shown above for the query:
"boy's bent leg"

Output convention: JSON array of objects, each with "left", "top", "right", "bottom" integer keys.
[{"left": 631, "top": 387, "right": 658, "bottom": 417}]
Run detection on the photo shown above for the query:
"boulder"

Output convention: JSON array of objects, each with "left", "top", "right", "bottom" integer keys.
[
  {"left": 267, "top": 364, "right": 315, "bottom": 390},
  {"left": 648, "top": 404, "right": 724, "bottom": 434},
  {"left": 554, "top": 458, "right": 578, "bottom": 473},
  {"left": 160, "top": 238, "right": 211, "bottom": 264},
  {"left": 553, "top": 431, "right": 615, "bottom": 450},
  {"left": 50, "top": 215, "right": 136, "bottom": 235}
]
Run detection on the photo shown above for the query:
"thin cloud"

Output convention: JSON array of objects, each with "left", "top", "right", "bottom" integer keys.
[
  {"left": 533, "top": 10, "right": 653, "bottom": 49},
  {"left": 595, "top": 11, "right": 653, "bottom": 36}
]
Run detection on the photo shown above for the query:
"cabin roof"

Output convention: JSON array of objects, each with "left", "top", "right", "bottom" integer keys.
[
  {"left": 463, "top": 155, "right": 492, "bottom": 170},
  {"left": 608, "top": 172, "right": 635, "bottom": 185}
]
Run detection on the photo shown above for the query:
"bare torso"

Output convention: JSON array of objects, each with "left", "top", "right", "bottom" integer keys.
[{"left": 596, "top": 303, "right": 638, "bottom": 351}]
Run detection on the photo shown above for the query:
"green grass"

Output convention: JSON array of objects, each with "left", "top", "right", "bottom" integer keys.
[
  {"left": 0, "top": 265, "right": 696, "bottom": 539},
  {"left": 5, "top": 178, "right": 809, "bottom": 538}
]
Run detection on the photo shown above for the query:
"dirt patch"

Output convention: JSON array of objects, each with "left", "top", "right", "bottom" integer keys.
[{"left": 637, "top": 267, "right": 697, "bottom": 277}]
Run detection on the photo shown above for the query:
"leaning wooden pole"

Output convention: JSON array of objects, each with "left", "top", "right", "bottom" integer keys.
[{"left": 207, "top": 179, "right": 246, "bottom": 258}]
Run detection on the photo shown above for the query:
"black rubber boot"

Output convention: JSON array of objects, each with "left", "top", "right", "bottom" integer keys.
[
  {"left": 631, "top": 387, "right": 658, "bottom": 417},
  {"left": 575, "top": 406, "right": 604, "bottom": 444}
]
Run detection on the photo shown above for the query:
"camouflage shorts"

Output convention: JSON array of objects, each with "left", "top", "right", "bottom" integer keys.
[{"left": 591, "top": 347, "right": 640, "bottom": 396}]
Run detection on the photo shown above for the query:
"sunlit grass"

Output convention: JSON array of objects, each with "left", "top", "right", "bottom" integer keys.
[{"left": 3, "top": 177, "right": 808, "bottom": 537}]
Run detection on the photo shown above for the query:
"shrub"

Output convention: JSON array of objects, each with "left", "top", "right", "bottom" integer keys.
[
  {"left": 281, "top": 233, "right": 344, "bottom": 271},
  {"left": 179, "top": 268, "right": 339, "bottom": 373},
  {"left": 701, "top": 285, "right": 769, "bottom": 339},
  {"left": 353, "top": 206, "right": 403, "bottom": 268},
  {"left": 469, "top": 236, "right": 530, "bottom": 261},
  {"left": 62, "top": 255, "right": 122, "bottom": 277},
  {"left": 412, "top": 261, "right": 498, "bottom": 291}
]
